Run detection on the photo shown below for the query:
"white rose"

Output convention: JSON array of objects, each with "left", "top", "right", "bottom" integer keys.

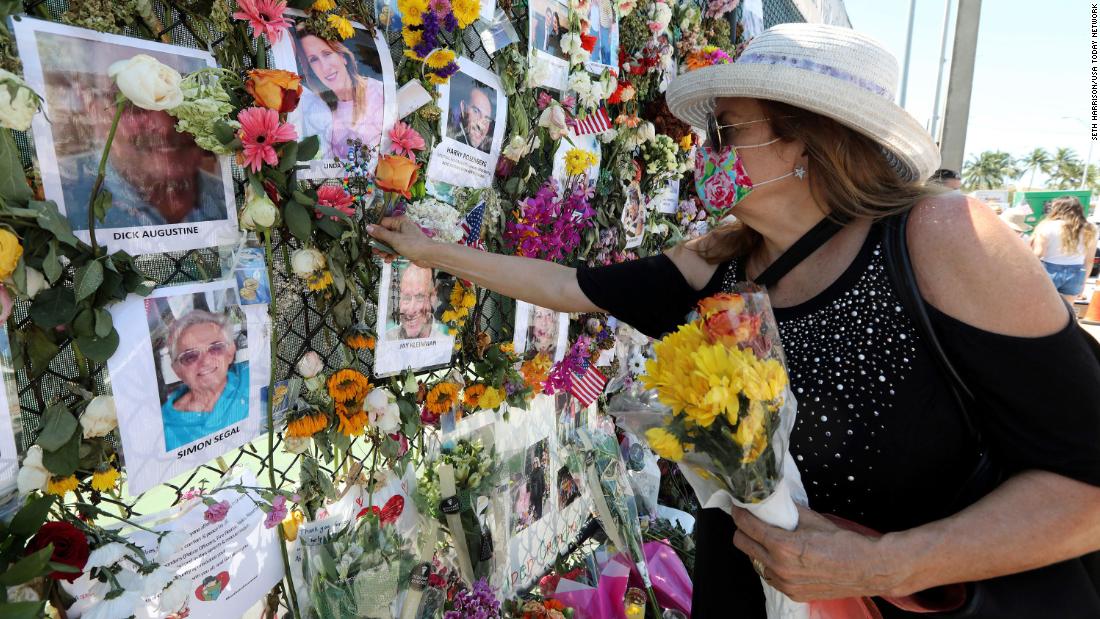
[
  {"left": 291, "top": 248, "right": 326, "bottom": 277},
  {"left": 0, "top": 69, "right": 40, "bottom": 131},
  {"left": 559, "top": 34, "right": 590, "bottom": 66},
  {"left": 107, "top": 55, "right": 183, "bottom": 111},
  {"left": 16, "top": 445, "right": 48, "bottom": 494},
  {"left": 6, "top": 583, "right": 39, "bottom": 603},
  {"left": 157, "top": 578, "right": 192, "bottom": 614},
  {"left": 538, "top": 104, "right": 568, "bottom": 141},
  {"left": 296, "top": 351, "right": 324, "bottom": 378},
  {"left": 364, "top": 390, "right": 400, "bottom": 434},
  {"left": 526, "top": 60, "right": 552, "bottom": 89},
  {"left": 240, "top": 187, "right": 279, "bottom": 230},
  {"left": 502, "top": 135, "right": 529, "bottom": 162},
  {"left": 81, "top": 395, "right": 117, "bottom": 438},
  {"left": 283, "top": 435, "right": 310, "bottom": 454},
  {"left": 23, "top": 267, "right": 47, "bottom": 299}
]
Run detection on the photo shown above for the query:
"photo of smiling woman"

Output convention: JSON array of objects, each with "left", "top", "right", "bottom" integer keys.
[
  {"left": 152, "top": 300, "right": 250, "bottom": 452},
  {"left": 292, "top": 22, "right": 386, "bottom": 161}
]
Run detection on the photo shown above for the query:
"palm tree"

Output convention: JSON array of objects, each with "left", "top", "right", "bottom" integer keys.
[
  {"left": 1048, "top": 147, "right": 1082, "bottom": 189},
  {"left": 962, "top": 150, "right": 1017, "bottom": 190},
  {"left": 1017, "top": 147, "right": 1052, "bottom": 189}
]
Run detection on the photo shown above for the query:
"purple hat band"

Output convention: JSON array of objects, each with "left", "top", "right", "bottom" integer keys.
[{"left": 737, "top": 52, "right": 892, "bottom": 100}]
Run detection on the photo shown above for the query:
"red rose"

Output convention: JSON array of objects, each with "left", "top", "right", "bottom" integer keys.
[
  {"left": 26, "top": 521, "right": 90, "bottom": 582},
  {"left": 580, "top": 33, "right": 597, "bottom": 53}
]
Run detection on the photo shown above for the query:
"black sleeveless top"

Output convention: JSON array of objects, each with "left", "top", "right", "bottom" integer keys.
[{"left": 577, "top": 222, "right": 1100, "bottom": 617}]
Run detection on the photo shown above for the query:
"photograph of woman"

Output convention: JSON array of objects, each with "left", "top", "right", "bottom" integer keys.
[{"left": 291, "top": 22, "right": 387, "bottom": 162}]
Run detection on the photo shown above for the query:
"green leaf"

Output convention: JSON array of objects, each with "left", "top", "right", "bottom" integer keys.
[
  {"left": 331, "top": 293, "right": 353, "bottom": 329},
  {"left": 30, "top": 201, "right": 79, "bottom": 247},
  {"left": 297, "top": 135, "right": 320, "bottom": 161},
  {"left": 71, "top": 308, "right": 94, "bottom": 338},
  {"left": 74, "top": 260, "right": 103, "bottom": 302},
  {"left": 0, "top": 601, "right": 47, "bottom": 619},
  {"left": 93, "top": 308, "right": 112, "bottom": 338},
  {"left": 43, "top": 241, "right": 60, "bottom": 284},
  {"left": 284, "top": 201, "right": 312, "bottom": 241},
  {"left": 0, "top": 545, "right": 53, "bottom": 586},
  {"left": 292, "top": 190, "right": 315, "bottom": 205},
  {"left": 74, "top": 328, "right": 119, "bottom": 363},
  {"left": 213, "top": 120, "right": 238, "bottom": 145},
  {"left": 29, "top": 287, "right": 76, "bottom": 329},
  {"left": 9, "top": 495, "right": 54, "bottom": 539},
  {"left": 23, "top": 326, "right": 58, "bottom": 377},
  {"left": 0, "top": 130, "right": 30, "bottom": 204},
  {"left": 92, "top": 189, "right": 112, "bottom": 223},
  {"left": 36, "top": 403, "right": 77, "bottom": 452},
  {"left": 41, "top": 428, "right": 80, "bottom": 476},
  {"left": 278, "top": 141, "right": 299, "bottom": 171}
]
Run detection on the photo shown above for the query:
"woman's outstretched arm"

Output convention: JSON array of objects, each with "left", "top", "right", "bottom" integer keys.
[{"left": 366, "top": 216, "right": 601, "bottom": 313}]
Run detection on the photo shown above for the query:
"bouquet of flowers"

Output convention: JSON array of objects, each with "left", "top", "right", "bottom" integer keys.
[{"left": 609, "top": 284, "right": 809, "bottom": 618}]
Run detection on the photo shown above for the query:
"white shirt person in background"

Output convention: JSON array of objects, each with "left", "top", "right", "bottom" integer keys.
[{"left": 293, "top": 25, "right": 385, "bottom": 160}]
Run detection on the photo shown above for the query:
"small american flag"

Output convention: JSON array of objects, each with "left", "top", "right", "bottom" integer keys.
[
  {"left": 567, "top": 360, "right": 608, "bottom": 406},
  {"left": 461, "top": 201, "right": 487, "bottom": 250},
  {"left": 572, "top": 107, "right": 612, "bottom": 136}
]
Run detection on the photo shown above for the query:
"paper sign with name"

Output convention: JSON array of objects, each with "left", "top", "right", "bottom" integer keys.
[
  {"left": 652, "top": 179, "right": 680, "bottom": 214},
  {"left": 62, "top": 472, "right": 283, "bottom": 619},
  {"left": 373, "top": 258, "right": 455, "bottom": 375}
]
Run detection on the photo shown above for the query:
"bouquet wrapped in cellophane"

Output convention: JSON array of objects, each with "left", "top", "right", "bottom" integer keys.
[{"left": 610, "top": 283, "right": 809, "bottom": 618}]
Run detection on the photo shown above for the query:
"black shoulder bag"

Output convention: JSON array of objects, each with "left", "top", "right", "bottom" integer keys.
[{"left": 881, "top": 210, "right": 1100, "bottom": 619}]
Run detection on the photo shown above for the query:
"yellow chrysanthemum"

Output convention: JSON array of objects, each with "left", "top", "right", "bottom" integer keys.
[
  {"left": 91, "top": 468, "right": 120, "bottom": 492},
  {"left": 500, "top": 343, "right": 515, "bottom": 354},
  {"left": 640, "top": 323, "right": 710, "bottom": 415},
  {"left": 452, "top": 0, "right": 480, "bottom": 28},
  {"left": 478, "top": 386, "right": 505, "bottom": 410},
  {"left": 564, "top": 148, "right": 598, "bottom": 177},
  {"left": 425, "top": 48, "right": 456, "bottom": 70},
  {"left": 645, "top": 427, "right": 684, "bottom": 461},
  {"left": 307, "top": 270, "right": 334, "bottom": 291},
  {"left": 397, "top": 0, "right": 428, "bottom": 24},
  {"left": 741, "top": 357, "right": 787, "bottom": 402},
  {"left": 311, "top": 0, "right": 335, "bottom": 10},
  {"left": 402, "top": 26, "right": 423, "bottom": 49},
  {"left": 47, "top": 475, "right": 79, "bottom": 496},
  {"left": 679, "top": 134, "right": 693, "bottom": 151},
  {"left": 404, "top": 49, "right": 425, "bottom": 61},
  {"left": 327, "top": 14, "right": 355, "bottom": 39},
  {"left": 427, "top": 73, "right": 449, "bottom": 86}
]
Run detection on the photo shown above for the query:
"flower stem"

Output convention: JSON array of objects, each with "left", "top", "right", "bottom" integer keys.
[
  {"left": 87, "top": 100, "right": 125, "bottom": 257},
  {"left": 264, "top": 228, "right": 302, "bottom": 619}
]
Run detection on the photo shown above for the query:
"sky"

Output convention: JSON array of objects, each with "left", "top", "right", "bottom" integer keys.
[{"left": 844, "top": 0, "right": 1092, "bottom": 182}]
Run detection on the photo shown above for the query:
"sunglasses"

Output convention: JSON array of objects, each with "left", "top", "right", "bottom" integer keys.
[
  {"left": 174, "top": 341, "right": 229, "bottom": 367},
  {"left": 705, "top": 116, "right": 793, "bottom": 150}
]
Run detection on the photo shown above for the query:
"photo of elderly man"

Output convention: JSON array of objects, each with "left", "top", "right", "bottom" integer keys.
[
  {"left": 445, "top": 72, "right": 496, "bottom": 154},
  {"left": 386, "top": 262, "right": 447, "bottom": 340},
  {"left": 158, "top": 308, "right": 249, "bottom": 451}
]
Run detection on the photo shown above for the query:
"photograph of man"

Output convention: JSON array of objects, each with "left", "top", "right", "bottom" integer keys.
[
  {"left": 35, "top": 32, "right": 228, "bottom": 230},
  {"left": 292, "top": 23, "right": 386, "bottom": 160},
  {"left": 160, "top": 309, "right": 249, "bottom": 451},
  {"left": 386, "top": 262, "right": 447, "bottom": 340},
  {"left": 446, "top": 73, "right": 496, "bottom": 154},
  {"left": 526, "top": 306, "right": 560, "bottom": 357},
  {"left": 531, "top": 0, "right": 566, "bottom": 59}
]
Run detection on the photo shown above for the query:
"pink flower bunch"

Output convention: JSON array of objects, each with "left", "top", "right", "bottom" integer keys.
[
  {"left": 542, "top": 336, "right": 594, "bottom": 395},
  {"left": 504, "top": 179, "right": 596, "bottom": 262},
  {"left": 237, "top": 107, "right": 297, "bottom": 173},
  {"left": 389, "top": 121, "right": 426, "bottom": 159},
  {"left": 315, "top": 185, "right": 356, "bottom": 219},
  {"left": 263, "top": 495, "right": 288, "bottom": 529}
]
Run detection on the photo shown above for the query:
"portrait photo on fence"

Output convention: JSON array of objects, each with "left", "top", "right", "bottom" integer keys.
[
  {"left": 12, "top": 18, "right": 238, "bottom": 256},
  {"left": 272, "top": 12, "right": 397, "bottom": 179},
  {"left": 584, "top": 0, "right": 620, "bottom": 73},
  {"left": 0, "top": 328, "right": 20, "bottom": 498},
  {"left": 374, "top": 259, "right": 455, "bottom": 375},
  {"left": 107, "top": 280, "right": 269, "bottom": 495},
  {"left": 622, "top": 182, "right": 647, "bottom": 248},
  {"left": 528, "top": 0, "right": 569, "bottom": 90},
  {"left": 427, "top": 57, "right": 507, "bottom": 189},
  {"left": 513, "top": 301, "right": 569, "bottom": 362}
]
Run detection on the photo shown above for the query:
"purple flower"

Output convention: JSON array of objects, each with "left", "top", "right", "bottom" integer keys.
[
  {"left": 443, "top": 579, "right": 501, "bottom": 619},
  {"left": 204, "top": 500, "right": 231, "bottom": 524},
  {"left": 264, "top": 495, "right": 288, "bottom": 529}
]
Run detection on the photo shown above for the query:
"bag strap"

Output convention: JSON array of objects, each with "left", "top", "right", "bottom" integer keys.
[
  {"left": 880, "top": 211, "right": 983, "bottom": 444},
  {"left": 754, "top": 217, "right": 846, "bottom": 288}
]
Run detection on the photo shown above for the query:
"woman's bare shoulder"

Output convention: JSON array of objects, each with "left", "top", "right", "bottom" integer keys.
[{"left": 907, "top": 193, "right": 1068, "bottom": 336}]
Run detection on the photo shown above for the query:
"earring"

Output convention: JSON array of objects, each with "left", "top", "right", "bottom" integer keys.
[{"left": 793, "top": 165, "right": 806, "bottom": 180}]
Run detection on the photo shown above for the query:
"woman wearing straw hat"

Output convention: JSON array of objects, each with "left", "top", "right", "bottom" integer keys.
[{"left": 369, "top": 23, "right": 1100, "bottom": 617}]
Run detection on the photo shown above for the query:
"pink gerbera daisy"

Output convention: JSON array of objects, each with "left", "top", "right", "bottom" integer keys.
[
  {"left": 237, "top": 107, "right": 297, "bottom": 173},
  {"left": 233, "top": 0, "right": 291, "bottom": 42},
  {"left": 315, "top": 185, "right": 356, "bottom": 219},
  {"left": 388, "top": 121, "right": 426, "bottom": 159}
]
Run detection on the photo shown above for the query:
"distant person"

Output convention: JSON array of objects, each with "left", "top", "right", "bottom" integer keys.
[
  {"left": 929, "top": 168, "right": 962, "bottom": 191},
  {"left": 1032, "top": 196, "right": 1097, "bottom": 303}
]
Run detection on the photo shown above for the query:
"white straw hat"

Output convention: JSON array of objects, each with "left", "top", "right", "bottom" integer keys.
[{"left": 666, "top": 23, "right": 940, "bottom": 182}]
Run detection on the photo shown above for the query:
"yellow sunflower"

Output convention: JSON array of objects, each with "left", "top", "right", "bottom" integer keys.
[
  {"left": 327, "top": 368, "right": 372, "bottom": 404},
  {"left": 345, "top": 333, "right": 375, "bottom": 350},
  {"left": 337, "top": 408, "right": 369, "bottom": 436},
  {"left": 307, "top": 270, "right": 334, "bottom": 291},
  {"left": 451, "top": 0, "right": 480, "bottom": 28},
  {"left": 463, "top": 383, "right": 487, "bottom": 409},
  {"left": 47, "top": 475, "right": 78, "bottom": 496},
  {"left": 286, "top": 411, "right": 329, "bottom": 438},
  {"left": 91, "top": 468, "right": 120, "bottom": 492},
  {"left": 425, "top": 382, "right": 460, "bottom": 414},
  {"left": 327, "top": 14, "right": 355, "bottom": 39}
]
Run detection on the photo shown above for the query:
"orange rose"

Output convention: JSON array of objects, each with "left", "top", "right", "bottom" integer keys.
[
  {"left": 246, "top": 69, "right": 303, "bottom": 113},
  {"left": 376, "top": 154, "right": 419, "bottom": 198},
  {"left": 697, "top": 292, "right": 746, "bottom": 318}
]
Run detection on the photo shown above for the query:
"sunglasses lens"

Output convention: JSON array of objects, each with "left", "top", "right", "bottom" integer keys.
[
  {"left": 209, "top": 342, "right": 228, "bottom": 355},
  {"left": 178, "top": 351, "right": 200, "bottom": 366}
]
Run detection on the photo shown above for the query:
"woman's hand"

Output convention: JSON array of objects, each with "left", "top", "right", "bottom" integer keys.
[
  {"left": 731, "top": 505, "right": 901, "bottom": 602},
  {"left": 366, "top": 216, "right": 436, "bottom": 267}
]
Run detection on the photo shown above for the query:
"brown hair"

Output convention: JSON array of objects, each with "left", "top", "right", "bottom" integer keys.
[
  {"left": 697, "top": 100, "right": 939, "bottom": 263},
  {"left": 1047, "top": 196, "right": 1095, "bottom": 255},
  {"left": 293, "top": 27, "right": 372, "bottom": 124}
]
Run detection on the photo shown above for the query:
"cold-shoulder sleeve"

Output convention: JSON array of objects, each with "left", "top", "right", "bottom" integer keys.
[
  {"left": 929, "top": 306, "right": 1100, "bottom": 487},
  {"left": 576, "top": 255, "right": 727, "bottom": 338}
]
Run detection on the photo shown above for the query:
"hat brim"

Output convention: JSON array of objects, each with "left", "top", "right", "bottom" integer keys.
[{"left": 667, "top": 63, "right": 941, "bottom": 182}]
